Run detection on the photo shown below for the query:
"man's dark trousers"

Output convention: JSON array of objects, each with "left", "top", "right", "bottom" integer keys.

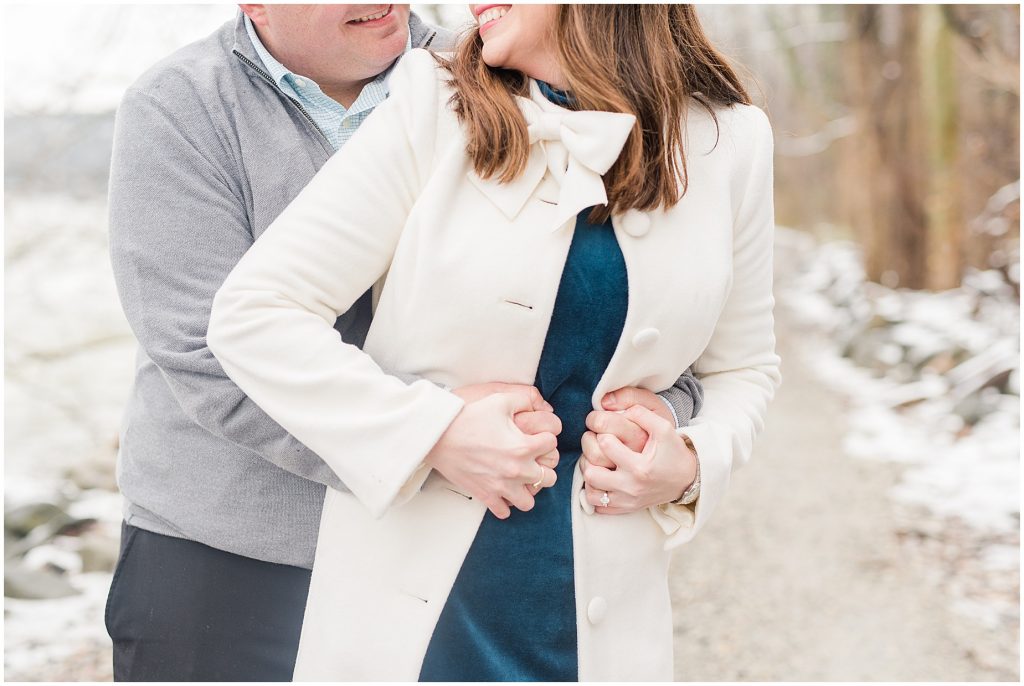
[{"left": 105, "top": 522, "right": 312, "bottom": 681}]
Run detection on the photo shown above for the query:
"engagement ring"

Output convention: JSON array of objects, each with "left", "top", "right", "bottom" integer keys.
[{"left": 600, "top": 491, "right": 610, "bottom": 507}]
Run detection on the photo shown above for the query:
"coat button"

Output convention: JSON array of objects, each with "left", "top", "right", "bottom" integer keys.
[
  {"left": 587, "top": 597, "right": 608, "bottom": 624},
  {"left": 632, "top": 327, "right": 661, "bottom": 349},
  {"left": 620, "top": 210, "right": 650, "bottom": 237}
]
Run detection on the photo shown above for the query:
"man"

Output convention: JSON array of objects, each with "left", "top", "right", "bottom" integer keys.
[{"left": 105, "top": 4, "right": 701, "bottom": 681}]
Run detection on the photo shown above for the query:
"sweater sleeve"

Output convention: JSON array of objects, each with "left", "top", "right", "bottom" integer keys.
[
  {"left": 651, "top": 105, "right": 783, "bottom": 548},
  {"left": 656, "top": 365, "right": 704, "bottom": 427},
  {"left": 207, "top": 50, "right": 464, "bottom": 518},
  {"left": 108, "top": 82, "right": 357, "bottom": 491}
]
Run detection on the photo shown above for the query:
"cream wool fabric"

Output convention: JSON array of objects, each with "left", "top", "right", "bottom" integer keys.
[{"left": 208, "top": 48, "right": 782, "bottom": 681}]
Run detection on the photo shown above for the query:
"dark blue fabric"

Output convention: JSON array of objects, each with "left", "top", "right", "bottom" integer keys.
[
  {"left": 419, "top": 209, "right": 628, "bottom": 681},
  {"left": 537, "top": 80, "right": 577, "bottom": 108}
]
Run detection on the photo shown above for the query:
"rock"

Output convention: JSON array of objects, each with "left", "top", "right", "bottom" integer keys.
[
  {"left": 885, "top": 375, "right": 950, "bottom": 408},
  {"left": 4, "top": 510, "right": 95, "bottom": 560},
  {"left": 3, "top": 562, "right": 78, "bottom": 599},
  {"left": 4, "top": 502, "right": 68, "bottom": 539},
  {"left": 75, "top": 534, "right": 120, "bottom": 573},
  {"left": 1006, "top": 368, "right": 1019, "bottom": 396},
  {"left": 890, "top": 361, "right": 917, "bottom": 384},
  {"left": 845, "top": 329, "right": 897, "bottom": 374},
  {"left": 5, "top": 528, "right": 20, "bottom": 557},
  {"left": 952, "top": 388, "right": 1004, "bottom": 426},
  {"left": 946, "top": 340, "right": 1018, "bottom": 404},
  {"left": 23, "top": 544, "right": 83, "bottom": 576},
  {"left": 56, "top": 517, "right": 99, "bottom": 537},
  {"left": 55, "top": 529, "right": 121, "bottom": 573}
]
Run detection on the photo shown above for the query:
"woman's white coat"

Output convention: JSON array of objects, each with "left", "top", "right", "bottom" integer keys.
[{"left": 208, "top": 49, "right": 781, "bottom": 681}]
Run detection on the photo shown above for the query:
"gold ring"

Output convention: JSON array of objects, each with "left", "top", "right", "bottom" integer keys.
[{"left": 531, "top": 466, "right": 545, "bottom": 489}]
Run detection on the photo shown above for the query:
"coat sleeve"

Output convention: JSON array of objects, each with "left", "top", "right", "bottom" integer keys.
[
  {"left": 650, "top": 105, "right": 783, "bottom": 548},
  {"left": 207, "top": 49, "right": 464, "bottom": 518}
]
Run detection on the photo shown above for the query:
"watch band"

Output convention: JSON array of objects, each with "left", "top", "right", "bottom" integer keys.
[{"left": 674, "top": 434, "right": 701, "bottom": 505}]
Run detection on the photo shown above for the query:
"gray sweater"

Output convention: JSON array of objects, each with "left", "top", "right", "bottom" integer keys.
[{"left": 108, "top": 12, "right": 703, "bottom": 569}]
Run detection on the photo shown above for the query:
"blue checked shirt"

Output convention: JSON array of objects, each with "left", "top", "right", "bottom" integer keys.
[{"left": 245, "top": 15, "right": 411, "bottom": 150}]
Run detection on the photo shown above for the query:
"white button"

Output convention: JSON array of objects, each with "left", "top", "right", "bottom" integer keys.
[
  {"left": 587, "top": 597, "right": 608, "bottom": 624},
  {"left": 632, "top": 327, "right": 660, "bottom": 349},
  {"left": 342, "top": 119, "right": 355, "bottom": 129},
  {"left": 294, "top": 77, "right": 307, "bottom": 88},
  {"left": 620, "top": 210, "right": 650, "bottom": 237}
]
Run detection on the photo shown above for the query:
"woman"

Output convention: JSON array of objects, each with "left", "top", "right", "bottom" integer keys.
[{"left": 208, "top": 4, "right": 781, "bottom": 681}]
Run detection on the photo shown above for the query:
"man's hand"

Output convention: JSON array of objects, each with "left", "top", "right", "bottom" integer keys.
[
  {"left": 582, "top": 386, "right": 675, "bottom": 469},
  {"left": 580, "top": 405, "right": 697, "bottom": 514},
  {"left": 428, "top": 384, "right": 561, "bottom": 519}
]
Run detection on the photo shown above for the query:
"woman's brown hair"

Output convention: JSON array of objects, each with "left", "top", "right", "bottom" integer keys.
[{"left": 436, "top": 4, "right": 751, "bottom": 223}]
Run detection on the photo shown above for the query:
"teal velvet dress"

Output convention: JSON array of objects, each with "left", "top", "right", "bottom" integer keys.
[{"left": 418, "top": 82, "right": 628, "bottom": 682}]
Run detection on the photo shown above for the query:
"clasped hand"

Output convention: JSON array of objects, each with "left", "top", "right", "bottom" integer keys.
[
  {"left": 580, "top": 389, "right": 698, "bottom": 514},
  {"left": 423, "top": 383, "right": 561, "bottom": 519},
  {"left": 423, "top": 383, "right": 697, "bottom": 519}
]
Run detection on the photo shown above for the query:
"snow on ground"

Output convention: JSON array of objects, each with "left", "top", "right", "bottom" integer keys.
[
  {"left": 775, "top": 226, "right": 1020, "bottom": 628},
  {"left": 4, "top": 573, "right": 115, "bottom": 682},
  {"left": 805, "top": 350, "right": 1020, "bottom": 535},
  {"left": 5, "top": 194, "right": 137, "bottom": 482},
  {"left": 5, "top": 193, "right": 130, "bottom": 680},
  {"left": 3, "top": 476, "right": 123, "bottom": 681}
]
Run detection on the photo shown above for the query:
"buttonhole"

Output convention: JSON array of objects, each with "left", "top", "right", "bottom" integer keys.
[
  {"left": 504, "top": 299, "right": 534, "bottom": 310},
  {"left": 402, "top": 591, "right": 429, "bottom": 603}
]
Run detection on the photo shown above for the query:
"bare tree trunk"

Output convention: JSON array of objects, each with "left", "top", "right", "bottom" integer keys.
[
  {"left": 920, "top": 4, "right": 963, "bottom": 290},
  {"left": 842, "top": 5, "right": 930, "bottom": 289},
  {"left": 843, "top": 5, "right": 886, "bottom": 283}
]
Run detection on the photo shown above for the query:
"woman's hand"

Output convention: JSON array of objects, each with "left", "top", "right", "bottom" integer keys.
[
  {"left": 580, "top": 405, "right": 697, "bottom": 514},
  {"left": 426, "top": 389, "right": 561, "bottom": 520},
  {"left": 452, "top": 382, "right": 561, "bottom": 477}
]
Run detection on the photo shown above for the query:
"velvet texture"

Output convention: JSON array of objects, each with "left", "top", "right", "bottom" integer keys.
[{"left": 419, "top": 197, "right": 628, "bottom": 681}]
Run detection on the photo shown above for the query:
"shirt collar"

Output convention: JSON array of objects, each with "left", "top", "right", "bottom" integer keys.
[
  {"left": 244, "top": 14, "right": 413, "bottom": 97},
  {"left": 244, "top": 15, "right": 292, "bottom": 89}
]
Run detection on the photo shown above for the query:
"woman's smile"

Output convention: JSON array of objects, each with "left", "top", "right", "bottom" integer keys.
[{"left": 473, "top": 4, "right": 511, "bottom": 37}]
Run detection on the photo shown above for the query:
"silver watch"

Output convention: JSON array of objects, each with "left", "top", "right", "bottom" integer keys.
[{"left": 674, "top": 435, "right": 700, "bottom": 505}]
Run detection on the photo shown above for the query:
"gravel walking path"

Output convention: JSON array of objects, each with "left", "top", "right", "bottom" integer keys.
[{"left": 669, "top": 300, "right": 1019, "bottom": 681}]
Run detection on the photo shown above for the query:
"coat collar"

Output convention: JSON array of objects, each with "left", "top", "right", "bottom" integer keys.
[{"left": 467, "top": 80, "right": 636, "bottom": 230}]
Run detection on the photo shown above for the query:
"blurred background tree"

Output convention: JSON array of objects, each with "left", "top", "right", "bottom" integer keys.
[{"left": 699, "top": 3, "right": 1020, "bottom": 292}]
